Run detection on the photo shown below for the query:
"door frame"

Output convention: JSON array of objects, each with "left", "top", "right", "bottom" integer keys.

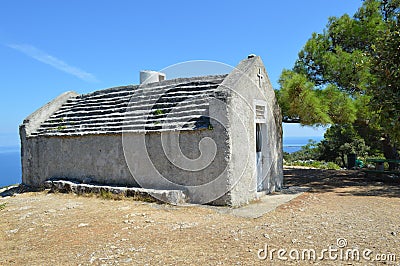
[{"left": 253, "top": 100, "right": 267, "bottom": 192}]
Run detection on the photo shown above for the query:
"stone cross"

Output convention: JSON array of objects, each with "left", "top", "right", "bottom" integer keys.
[{"left": 257, "top": 68, "right": 264, "bottom": 88}]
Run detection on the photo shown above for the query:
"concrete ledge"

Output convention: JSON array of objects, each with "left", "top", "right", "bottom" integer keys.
[
  {"left": 44, "top": 180, "right": 188, "bottom": 205},
  {"left": 209, "top": 186, "right": 310, "bottom": 219}
]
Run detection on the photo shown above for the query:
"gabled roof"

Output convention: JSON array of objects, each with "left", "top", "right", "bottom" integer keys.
[{"left": 32, "top": 74, "right": 228, "bottom": 136}]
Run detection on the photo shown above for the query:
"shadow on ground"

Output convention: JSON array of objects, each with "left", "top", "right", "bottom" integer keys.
[{"left": 284, "top": 168, "right": 400, "bottom": 198}]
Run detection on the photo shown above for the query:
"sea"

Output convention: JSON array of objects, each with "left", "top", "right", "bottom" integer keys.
[
  {"left": 283, "top": 136, "right": 323, "bottom": 153},
  {"left": 0, "top": 136, "right": 322, "bottom": 188},
  {"left": 0, "top": 146, "right": 21, "bottom": 188}
]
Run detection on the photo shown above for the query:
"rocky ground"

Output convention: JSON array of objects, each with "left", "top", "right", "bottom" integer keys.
[{"left": 1, "top": 167, "right": 399, "bottom": 265}]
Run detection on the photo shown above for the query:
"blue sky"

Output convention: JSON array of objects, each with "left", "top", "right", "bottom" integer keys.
[{"left": 0, "top": 0, "right": 362, "bottom": 146}]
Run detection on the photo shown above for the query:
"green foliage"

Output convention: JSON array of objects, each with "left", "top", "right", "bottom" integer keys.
[
  {"left": 353, "top": 95, "right": 373, "bottom": 124},
  {"left": 320, "top": 85, "right": 357, "bottom": 124},
  {"left": 278, "top": 70, "right": 358, "bottom": 125},
  {"left": 153, "top": 109, "right": 164, "bottom": 115},
  {"left": 278, "top": 0, "right": 400, "bottom": 159},
  {"left": 283, "top": 139, "right": 341, "bottom": 169},
  {"left": 293, "top": 1, "right": 382, "bottom": 93},
  {"left": 284, "top": 126, "right": 372, "bottom": 168},
  {"left": 99, "top": 189, "right": 123, "bottom": 200},
  {"left": 324, "top": 161, "right": 342, "bottom": 170},
  {"left": 278, "top": 70, "right": 331, "bottom": 125},
  {"left": 284, "top": 139, "right": 321, "bottom": 162},
  {"left": 318, "top": 125, "right": 370, "bottom": 167},
  {"left": 0, "top": 202, "right": 7, "bottom": 211},
  {"left": 369, "top": 16, "right": 400, "bottom": 142}
]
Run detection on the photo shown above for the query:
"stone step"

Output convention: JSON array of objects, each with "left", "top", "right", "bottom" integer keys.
[
  {"left": 63, "top": 84, "right": 219, "bottom": 107},
  {"left": 33, "top": 120, "right": 209, "bottom": 136},
  {"left": 37, "top": 114, "right": 209, "bottom": 133},
  {"left": 58, "top": 91, "right": 215, "bottom": 112},
  {"left": 40, "top": 108, "right": 209, "bottom": 127},
  {"left": 79, "top": 82, "right": 222, "bottom": 101},
  {"left": 37, "top": 120, "right": 199, "bottom": 132},
  {"left": 48, "top": 99, "right": 210, "bottom": 121},
  {"left": 54, "top": 99, "right": 210, "bottom": 119},
  {"left": 44, "top": 180, "right": 188, "bottom": 205}
]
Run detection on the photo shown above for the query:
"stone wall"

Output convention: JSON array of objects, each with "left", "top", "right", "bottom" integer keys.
[
  {"left": 21, "top": 127, "right": 230, "bottom": 205},
  {"left": 21, "top": 134, "right": 135, "bottom": 187}
]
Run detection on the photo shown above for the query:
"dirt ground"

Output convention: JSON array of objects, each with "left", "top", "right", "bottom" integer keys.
[{"left": 1, "top": 167, "right": 399, "bottom": 265}]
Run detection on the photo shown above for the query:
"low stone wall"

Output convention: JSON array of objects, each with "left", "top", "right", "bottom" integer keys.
[{"left": 44, "top": 180, "right": 188, "bottom": 205}]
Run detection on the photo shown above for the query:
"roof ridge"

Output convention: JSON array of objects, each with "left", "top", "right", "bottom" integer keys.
[{"left": 79, "top": 74, "right": 228, "bottom": 98}]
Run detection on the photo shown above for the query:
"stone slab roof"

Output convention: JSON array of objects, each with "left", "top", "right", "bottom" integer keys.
[{"left": 32, "top": 75, "right": 228, "bottom": 136}]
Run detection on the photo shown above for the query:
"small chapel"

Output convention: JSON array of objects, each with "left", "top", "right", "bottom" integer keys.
[{"left": 20, "top": 55, "right": 283, "bottom": 206}]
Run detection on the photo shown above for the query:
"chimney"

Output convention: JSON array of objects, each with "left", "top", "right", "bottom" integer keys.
[{"left": 139, "top": 70, "right": 166, "bottom": 84}]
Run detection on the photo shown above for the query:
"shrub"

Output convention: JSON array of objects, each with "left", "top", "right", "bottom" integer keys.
[
  {"left": 285, "top": 160, "right": 341, "bottom": 170},
  {"left": 0, "top": 202, "right": 7, "bottom": 211}
]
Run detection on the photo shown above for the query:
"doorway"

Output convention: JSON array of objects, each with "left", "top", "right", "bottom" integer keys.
[{"left": 256, "top": 123, "right": 263, "bottom": 192}]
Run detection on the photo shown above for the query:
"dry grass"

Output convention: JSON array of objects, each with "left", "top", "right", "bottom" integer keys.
[{"left": 0, "top": 168, "right": 399, "bottom": 265}]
